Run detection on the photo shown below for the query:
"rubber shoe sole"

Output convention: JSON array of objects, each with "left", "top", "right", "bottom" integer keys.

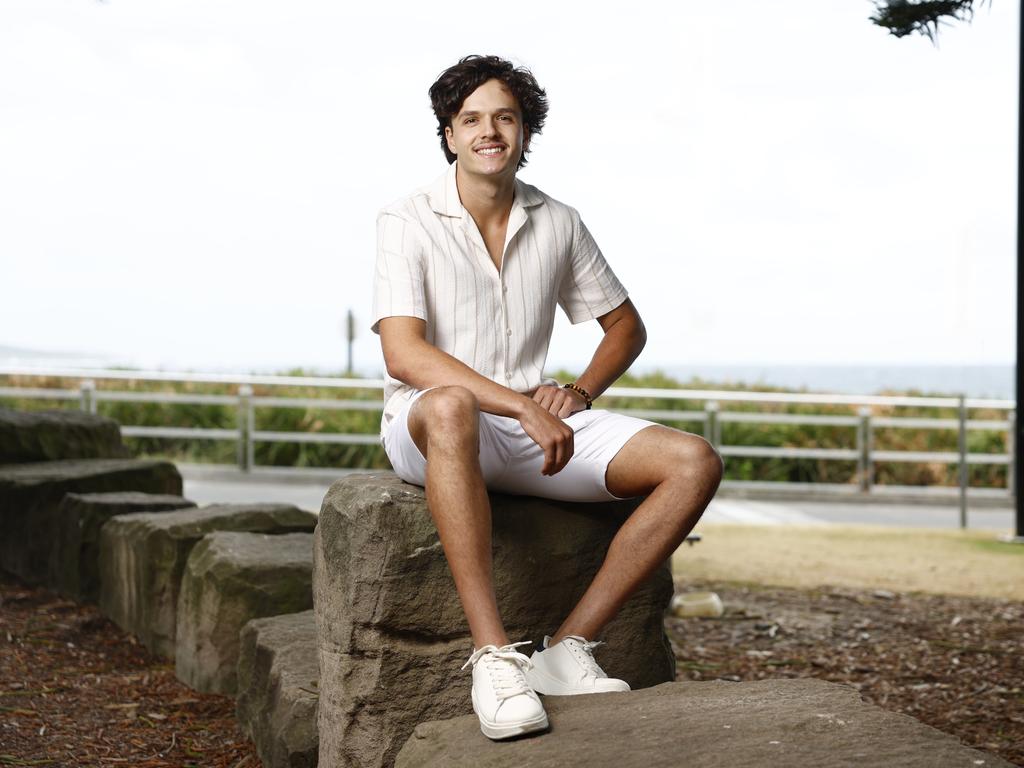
[
  {"left": 527, "top": 665, "right": 630, "bottom": 696},
  {"left": 471, "top": 688, "right": 550, "bottom": 740}
]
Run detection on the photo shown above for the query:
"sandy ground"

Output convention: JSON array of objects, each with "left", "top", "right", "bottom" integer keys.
[{"left": 672, "top": 523, "right": 1024, "bottom": 601}]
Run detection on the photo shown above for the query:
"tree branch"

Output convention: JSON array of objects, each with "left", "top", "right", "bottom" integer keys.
[{"left": 870, "top": 0, "right": 987, "bottom": 42}]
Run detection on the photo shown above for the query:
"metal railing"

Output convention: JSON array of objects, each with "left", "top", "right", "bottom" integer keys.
[{"left": 0, "top": 366, "right": 1015, "bottom": 525}]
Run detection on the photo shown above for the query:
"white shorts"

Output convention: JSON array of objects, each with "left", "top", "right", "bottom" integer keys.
[{"left": 381, "top": 388, "right": 658, "bottom": 502}]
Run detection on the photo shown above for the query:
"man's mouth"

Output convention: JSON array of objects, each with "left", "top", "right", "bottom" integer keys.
[{"left": 475, "top": 145, "right": 505, "bottom": 156}]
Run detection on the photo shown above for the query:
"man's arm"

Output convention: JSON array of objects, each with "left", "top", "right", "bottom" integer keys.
[
  {"left": 532, "top": 298, "right": 647, "bottom": 417},
  {"left": 379, "top": 316, "right": 577, "bottom": 475},
  {"left": 379, "top": 316, "right": 532, "bottom": 417}
]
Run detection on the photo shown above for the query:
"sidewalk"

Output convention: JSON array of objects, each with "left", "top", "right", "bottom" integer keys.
[{"left": 178, "top": 465, "right": 1016, "bottom": 532}]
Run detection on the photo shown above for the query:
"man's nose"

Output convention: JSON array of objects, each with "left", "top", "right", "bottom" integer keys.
[{"left": 480, "top": 117, "right": 498, "bottom": 136}]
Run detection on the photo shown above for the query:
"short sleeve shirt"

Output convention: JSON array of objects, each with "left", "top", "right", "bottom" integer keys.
[{"left": 371, "top": 161, "right": 628, "bottom": 438}]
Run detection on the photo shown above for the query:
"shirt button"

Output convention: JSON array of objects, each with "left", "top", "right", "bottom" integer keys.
[
  {"left": 502, "top": 285, "right": 508, "bottom": 293},
  {"left": 505, "top": 372, "right": 512, "bottom": 380},
  {"left": 506, "top": 329, "right": 512, "bottom": 336}
]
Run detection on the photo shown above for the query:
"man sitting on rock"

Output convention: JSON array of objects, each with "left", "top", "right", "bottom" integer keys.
[{"left": 371, "top": 54, "right": 724, "bottom": 741}]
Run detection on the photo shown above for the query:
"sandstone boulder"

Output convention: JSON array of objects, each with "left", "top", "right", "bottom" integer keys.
[
  {"left": 396, "top": 678, "right": 1016, "bottom": 767},
  {"left": 98, "top": 503, "right": 316, "bottom": 658},
  {"left": 314, "top": 473, "right": 674, "bottom": 768},
  {"left": 0, "top": 407, "right": 127, "bottom": 464},
  {"left": 236, "top": 610, "right": 318, "bottom": 768},
  {"left": 47, "top": 492, "right": 195, "bottom": 601},
  {"left": 0, "top": 459, "right": 182, "bottom": 584},
  {"left": 175, "top": 531, "right": 314, "bottom": 695}
]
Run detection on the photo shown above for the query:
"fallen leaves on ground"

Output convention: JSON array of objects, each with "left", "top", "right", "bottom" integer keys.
[
  {"left": 4, "top": 571, "right": 1023, "bottom": 767},
  {"left": 0, "top": 571, "right": 258, "bottom": 768},
  {"left": 668, "top": 579, "right": 1024, "bottom": 767}
]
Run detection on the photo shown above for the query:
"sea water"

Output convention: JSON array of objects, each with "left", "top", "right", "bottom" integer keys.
[{"left": 646, "top": 364, "right": 1014, "bottom": 399}]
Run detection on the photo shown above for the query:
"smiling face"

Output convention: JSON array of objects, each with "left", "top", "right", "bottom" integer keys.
[{"left": 444, "top": 78, "right": 530, "bottom": 180}]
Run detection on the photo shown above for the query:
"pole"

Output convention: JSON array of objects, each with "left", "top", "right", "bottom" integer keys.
[
  {"left": 958, "top": 394, "right": 968, "bottom": 529},
  {"left": 237, "top": 384, "right": 252, "bottom": 472},
  {"left": 1015, "top": 0, "right": 1023, "bottom": 539},
  {"left": 346, "top": 308, "right": 355, "bottom": 376}
]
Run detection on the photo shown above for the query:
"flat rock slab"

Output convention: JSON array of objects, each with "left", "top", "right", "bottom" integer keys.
[
  {"left": 99, "top": 503, "right": 316, "bottom": 658},
  {"left": 0, "top": 407, "right": 127, "bottom": 463},
  {"left": 0, "top": 458, "right": 182, "bottom": 584},
  {"left": 236, "top": 610, "right": 318, "bottom": 768},
  {"left": 176, "top": 531, "right": 314, "bottom": 695},
  {"left": 397, "top": 678, "right": 1015, "bottom": 768},
  {"left": 315, "top": 473, "right": 675, "bottom": 768},
  {"left": 48, "top": 492, "right": 196, "bottom": 601}
]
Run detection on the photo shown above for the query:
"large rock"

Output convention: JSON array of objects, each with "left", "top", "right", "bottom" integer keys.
[
  {"left": 396, "top": 678, "right": 1016, "bottom": 768},
  {"left": 175, "top": 531, "right": 314, "bottom": 695},
  {"left": 0, "top": 459, "right": 182, "bottom": 584},
  {"left": 48, "top": 492, "right": 196, "bottom": 601},
  {"left": 98, "top": 503, "right": 316, "bottom": 658},
  {"left": 0, "top": 407, "right": 127, "bottom": 464},
  {"left": 236, "top": 610, "right": 318, "bottom": 768},
  {"left": 314, "top": 473, "right": 674, "bottom": 768}
]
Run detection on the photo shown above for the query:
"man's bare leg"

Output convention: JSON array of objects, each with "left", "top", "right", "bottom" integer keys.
[
  {"left": 549, "top": 425, "right": 723, "bottom": 645},
  {"left": 407, "top": 386, "right": 510, "bottom": 650}
]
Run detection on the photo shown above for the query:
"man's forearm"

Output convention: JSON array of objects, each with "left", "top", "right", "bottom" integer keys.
[
  {"left": 388, "top": 337, "right": 532, "bottom": 419},
  {"left": 574, "top": 316, "right": 646, "bottom": 402}
]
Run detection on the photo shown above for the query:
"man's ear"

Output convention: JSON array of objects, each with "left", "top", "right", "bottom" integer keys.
[{"left": 445, "top": 125, "right": 456, "bottom": 155}]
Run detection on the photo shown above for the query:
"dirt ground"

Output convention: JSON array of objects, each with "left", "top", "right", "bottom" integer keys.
[
  {"left": 0, "top": 570, "right": 257, "bottom": 767},
  {"left": 669, "top": 523, "right": 1024, "bottom": 767},
  {"left": 666, "top": 579, "right": 1023, "bottom": 767},
  {"left": 2, "top": 523, "right": 1022, "bottom": 767}
]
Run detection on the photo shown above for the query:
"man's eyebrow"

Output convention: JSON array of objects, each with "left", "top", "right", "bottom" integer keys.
[{"left": 457, "top": 108, "right": 518, "bottom": 117}]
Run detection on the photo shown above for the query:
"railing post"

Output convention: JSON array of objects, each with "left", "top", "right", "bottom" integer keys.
[
  {"left": 858, "top": 406, "right": 873, "bottom": 493},
  {"left": 704, "top": 401, "right": 719, "bottom": 448},
  {"left": 958, "top": 394, "right": 968, "bottom": 529},
  {"left": 79, "top": 379, "right": 96, "bottom": 413},
  {"left": 247, "top": 396, "right": 256, "bottom": 471},
  {"left": 1008, "top": 410, "right": 1016, "bottom": 500},
  {"left": 238, "top": 385, "right": 253, "bottom": 472}
]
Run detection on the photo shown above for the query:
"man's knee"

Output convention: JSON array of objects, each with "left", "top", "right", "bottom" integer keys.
[
  {"left": 609, "top": 426, "right": 723, "bottom": 499},
  {"left": 409, "top": 386, "right": 481, "bottom": 450},
  {"left": 684, "top": 438, "right": 724, "bottom": 487},
  {"left": 418, "top": 386, "right": 479, "bottom": 422},
  {"left": 666, "top": 433, "right": 724, "bottom": 488}
]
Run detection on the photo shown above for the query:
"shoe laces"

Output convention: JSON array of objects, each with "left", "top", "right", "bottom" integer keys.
[
  {"left": 560, "top": 634, "right": 607, "bottom": 679},
  {"left": 461, "top": 641, "right": 534, "bottom": 701}
]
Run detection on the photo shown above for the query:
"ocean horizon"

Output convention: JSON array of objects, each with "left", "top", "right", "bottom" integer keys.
[{"left": 637, "top": 364, "right": 1014, "bottom": 400}]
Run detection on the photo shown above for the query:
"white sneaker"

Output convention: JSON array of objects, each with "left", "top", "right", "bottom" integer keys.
[
  {"left": 461, "top": 640, "right": 549, "bottom": 740},
  {"left": 526, "top": 635, "right": 631, "bottom": 695}
]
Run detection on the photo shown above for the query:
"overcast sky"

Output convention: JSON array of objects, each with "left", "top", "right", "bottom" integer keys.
[{"left": 0, "top": 0, "right": 1018, "bottom": 375}]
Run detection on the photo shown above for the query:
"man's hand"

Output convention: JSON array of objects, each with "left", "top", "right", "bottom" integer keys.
[
  {"left": 532, "top": 384, "right": 588, "bottom": 419},
  {"left": 517, "top": 398, "right": 576, "bottom": 476}
]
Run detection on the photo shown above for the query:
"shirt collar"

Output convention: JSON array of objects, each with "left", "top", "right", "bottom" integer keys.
[{"left": 428, "top": 160, "right": 545, "bottom": 218}]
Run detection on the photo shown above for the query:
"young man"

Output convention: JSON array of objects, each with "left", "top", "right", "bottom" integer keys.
[{"left": 372, "top": 55, "right": 723, "bottom": 740}]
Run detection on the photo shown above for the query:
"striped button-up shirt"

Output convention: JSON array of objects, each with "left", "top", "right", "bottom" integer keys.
[{"left": 371, "top": 161, "right": 628, "bottom": 438}]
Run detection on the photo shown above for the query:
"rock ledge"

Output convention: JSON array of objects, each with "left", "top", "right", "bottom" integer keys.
[{"left": 397, "top": 677, "right": 1015, "bottom": 768}]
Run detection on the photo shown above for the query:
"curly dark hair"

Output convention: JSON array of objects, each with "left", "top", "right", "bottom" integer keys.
[{"left": 428, "top": 55, "right": 549, "bottom": 169}]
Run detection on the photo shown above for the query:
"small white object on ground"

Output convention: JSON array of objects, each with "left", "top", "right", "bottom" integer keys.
[{"left": 671, "top": 591, "right": 725, "bottom": 618}]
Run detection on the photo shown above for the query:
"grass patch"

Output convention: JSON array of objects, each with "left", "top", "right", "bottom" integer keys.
[
  {"left": 965, "top": 538, "right": 1024, "bottom": 557},
  {"left": 672, "top": 523, "right": 1024, "bottom": 601}
]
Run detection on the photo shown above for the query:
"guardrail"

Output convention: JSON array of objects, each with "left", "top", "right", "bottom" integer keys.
[{"left": 0, "top": 366, "right": 1015, "bottom": 527}]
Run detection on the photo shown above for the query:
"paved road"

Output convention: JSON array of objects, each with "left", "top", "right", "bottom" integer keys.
[
  {"left": 697, "top": 498, "right": 1013, "bottom": 532},
  {"left": 180, "top": 469, "right": 1016, "bottom": 533}
]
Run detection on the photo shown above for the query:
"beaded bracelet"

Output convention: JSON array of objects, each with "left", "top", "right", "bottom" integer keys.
[{"left": 563, "top": 382, "right": 593, "bottom": 410}]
